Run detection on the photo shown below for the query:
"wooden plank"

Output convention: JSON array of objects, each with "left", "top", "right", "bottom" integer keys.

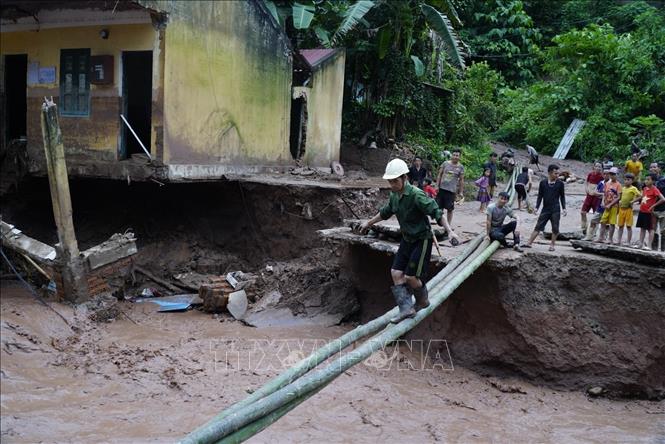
[{"left": 553, "top": 119, "right": 586, "bottom": 160}]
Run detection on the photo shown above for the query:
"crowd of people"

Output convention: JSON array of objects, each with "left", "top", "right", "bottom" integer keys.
[
  {"left": 408, "top": 151, "right": 665, "bottom": 252},
  {"left": 580, "top": 161, "right": 665, "bottom": 250},
  {"left": 359, "top": 152, "right": 664, "bottom": 324}
]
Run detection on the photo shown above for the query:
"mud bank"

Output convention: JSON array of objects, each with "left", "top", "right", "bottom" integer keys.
[{"left": 349, "top": 246, "right": 665, "bottom": 399}]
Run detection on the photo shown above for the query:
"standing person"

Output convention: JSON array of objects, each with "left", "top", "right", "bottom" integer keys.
[
  {"left": 361, "top": 159, "right": 458, "bottom": 323},
  {"left": 526, "top": 145, "right": 540, "bottom": 171},
  {"left": 408, "top": 156, "right": 427, "bottom": 189},
  {"left": 597, "top": 167, "right": 622, "bottom": 244},
  {"left": 636, "top": 173, "right": 665, "bottom": 250},
  {"left": 523, "top": 164, "right": 567, "bottom": 251},
  {"left": 436, "top": 148, "right": 465, "bottom": 226},
  {"left": 602, "top": 155, "right": 614, "bottom": 171},
  {"left": 625, "top": 153, "right": 644, "bottom": 183},
  {"left": 474, "top": 168, "right": 491, "bottom": 212},
  {"left": 580, "top": 162, "right": 604, "bottom": 233},
  {"left": 483, "top": 152, "right": 498, "bottom": 197},
  {"left": 486, "top": 191, "right": 523, "bottom": 252},
  {"left": 615, "top": 173, "right": 641, "bottom": 246},
  {"left": 514, "top": 166, "right": 531, "bottom": 211},
  {"left": 584, "top": 168, "right": 610, "bottom": 241},
  {"left": 650, "top": 161, "right": 665, "bottom": 213},
  {"left": 650, "top": 162, "right": 665, "bottom": 249}
]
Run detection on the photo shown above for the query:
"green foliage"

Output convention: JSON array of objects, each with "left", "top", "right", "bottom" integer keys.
[
  {"left": 411, "top": 55, "right": 425, "bottom": 77},
  {"left": 292, "top": 2, "right": 315, "bottom": 29},
  {"left": 421, "top": 3, "right": 467, "bottom": 69},
  {"left": 445, "top": 62, "right": 505, "bottom": 146},
  {"left": 629, "top": 115, "right": 665, "bottom": 162},
  {"left": 498, "top": 6, "right": 665, "bottom": 163},
  {"left": 461, "top": 0, "right": 542, "bottom": 84},
  {"left": 331, "top": 0, "right": 376, "bottom": 46}
]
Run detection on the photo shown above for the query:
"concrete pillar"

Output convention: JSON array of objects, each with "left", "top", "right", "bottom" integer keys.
[{"left": 40, "top": 98, "right": 88, "bottom": 302}]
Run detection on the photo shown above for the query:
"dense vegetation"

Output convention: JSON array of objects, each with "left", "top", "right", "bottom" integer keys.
[{"left": 268, "top": 0, "right": 665, "bottom": 170}]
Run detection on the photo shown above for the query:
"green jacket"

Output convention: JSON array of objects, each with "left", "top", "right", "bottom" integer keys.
[{"left": 379, "top": 182, "right": 443, "bottom": 242}]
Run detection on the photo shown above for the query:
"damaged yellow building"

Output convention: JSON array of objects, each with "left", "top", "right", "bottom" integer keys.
[{"left": 0, "top": 0, "right": 345, "bottom": 182}]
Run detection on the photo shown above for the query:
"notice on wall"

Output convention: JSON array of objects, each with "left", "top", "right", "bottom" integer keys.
[
  {"left": 27, "top": 61, "right": 39, "bottom": 85},
  {"left": 38, "top": 67, "right": 56, "bottom": 84}
]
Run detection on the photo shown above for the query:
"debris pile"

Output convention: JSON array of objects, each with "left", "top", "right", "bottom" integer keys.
[{"left": 199, "top": 272, "right": 254, "bottom": 318}]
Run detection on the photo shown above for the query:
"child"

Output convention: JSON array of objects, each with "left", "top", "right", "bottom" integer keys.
[
  {"left": 514, "top": 166, "right": 531, "bottom": 210},
  {"left": 598, "top": 167, "right": 622, "bottom": 244},
  {"left": 585, "top": 168, "right": 610, "bottom": 241},
  {"left": 475, "top": 168, "right": 491, "bottom": 212},
  {"left": 636, "top": 173, "right": 665, "bottom": 250},
  {"left": 616, "top": 173, "right": 641, "bottom": 246},
  {"left": 423, "top": 177, "right": 438, "bottom": 199}
]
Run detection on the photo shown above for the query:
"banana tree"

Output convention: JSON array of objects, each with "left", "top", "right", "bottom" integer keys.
[
  {"left": 371, "top": 0, "right": 466, "bottom": 82},
  {"left": 263, "top": 0, "right": 376, "bottom": 48}
]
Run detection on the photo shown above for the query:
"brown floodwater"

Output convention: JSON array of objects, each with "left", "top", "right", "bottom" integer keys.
[{"left": 1, "top": 282, "right": 663, "bottom": 443}]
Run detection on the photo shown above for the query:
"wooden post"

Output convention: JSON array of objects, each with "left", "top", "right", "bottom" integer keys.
[{"left": 40, "top": 98, "right": 88, "bottom": 302}]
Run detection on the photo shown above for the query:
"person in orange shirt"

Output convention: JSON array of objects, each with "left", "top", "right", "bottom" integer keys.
[{"left": 625, "top": 153, "right": 644, "bottom": 182}]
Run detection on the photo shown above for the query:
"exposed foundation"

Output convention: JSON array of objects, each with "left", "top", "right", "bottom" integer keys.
[{"left": 1, "top": 177, "right": 664, "bottom": 405}]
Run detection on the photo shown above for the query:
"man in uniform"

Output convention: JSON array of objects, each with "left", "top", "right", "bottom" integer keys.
[{"left": 361, "top": 159, "right": 456, "bottom": 323}]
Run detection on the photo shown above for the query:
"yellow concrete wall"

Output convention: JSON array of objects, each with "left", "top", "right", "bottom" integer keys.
[
  {"left": 147, "top": 0, "right": 292, "bottom": 166},
  {"left": 303, "top": 51, "right": 345, "bottom": 168},
  {"left": 0, "top": 24, "right": 160, "bottom": 159}
]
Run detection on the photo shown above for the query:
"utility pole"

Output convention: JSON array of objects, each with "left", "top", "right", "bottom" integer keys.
[{"left": 40, "top": 97, "right": 88, "bottom": 302}]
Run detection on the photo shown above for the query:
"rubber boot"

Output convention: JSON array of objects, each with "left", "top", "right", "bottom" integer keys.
[
  {"left": 389, "top": 284, "right": 416, "bottom": 323},
  {"left": 413, "top": 285, "right": 430, "bottom": 311}
]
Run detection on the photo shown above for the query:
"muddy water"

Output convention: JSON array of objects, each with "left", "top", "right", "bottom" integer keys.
[{"left": 1, "top": 282, "right": 663, "bottom": 443}]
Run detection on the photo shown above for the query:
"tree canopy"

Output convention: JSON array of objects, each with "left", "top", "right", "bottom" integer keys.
[{"left": 271, "top": 0, "right": 665, "bottom": 165}]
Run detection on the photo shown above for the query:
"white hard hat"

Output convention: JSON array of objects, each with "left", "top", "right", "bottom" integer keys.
[{"left": 383, "top": 158, "right": 409, "bottom": 180}]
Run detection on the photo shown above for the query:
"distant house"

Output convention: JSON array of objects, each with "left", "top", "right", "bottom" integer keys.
[{"left": 0, "top": 0, "right": 344, "bottom": 182}]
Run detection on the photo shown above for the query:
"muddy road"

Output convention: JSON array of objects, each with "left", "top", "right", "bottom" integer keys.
[{"left": 1, "top": 283, "right": 663, "bottom": 443}]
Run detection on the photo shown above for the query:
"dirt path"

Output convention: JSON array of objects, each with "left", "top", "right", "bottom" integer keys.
[{"left": 2, "top": 283, "right": 662, "bottom": 443}]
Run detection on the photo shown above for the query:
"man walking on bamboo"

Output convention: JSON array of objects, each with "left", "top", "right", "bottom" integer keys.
[{"left": 361, "top": 159, "right": 457, "bottom": 323}]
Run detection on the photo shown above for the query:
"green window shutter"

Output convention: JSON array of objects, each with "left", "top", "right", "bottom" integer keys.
[{"left": 60, "top": 49, "right": 90, "bottom": 116}]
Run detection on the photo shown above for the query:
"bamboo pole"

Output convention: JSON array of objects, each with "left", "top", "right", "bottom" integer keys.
[
  {"left": 217, "top": 241, "right": 497, "bottom": 444},
  {"left": 183, "top": 234, "right": 485, "bottom": 443},
  {"left": 182, "top": 166, "right": 521, "bottom": 443},
  {"left": 182, "top": 242, "right": 500, "bottom": 443}
]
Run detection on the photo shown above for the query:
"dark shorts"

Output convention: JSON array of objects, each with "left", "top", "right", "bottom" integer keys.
[
  {"left": 392, "top": 237, "right": 433, "bottom": 279},
  {"left": 636, "top": 211, "right": 653, "bottom": 230},
  {"left": 490, "top": 221, "right": 520, "bottom": 246},
  {"left": 436, "top": 189, "right": 456, "bottom": 211},
  {"left": 514, "top": 183, "right": 527, "bottom": 200},
  {"left": 581, "top": 195, "right": 602, "bottom": 213},
  {"left": 535, "top": 209, "right": 560, "bottom": 234}
]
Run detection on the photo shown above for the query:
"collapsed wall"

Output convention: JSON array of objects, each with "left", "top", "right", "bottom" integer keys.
[{"left": 348, "top": 246, "right": 665, "bottom": 399}]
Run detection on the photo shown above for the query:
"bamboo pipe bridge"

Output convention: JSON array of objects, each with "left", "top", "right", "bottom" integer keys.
[{"left": 181, "top": 168, "right": 521, "bottom": 444}]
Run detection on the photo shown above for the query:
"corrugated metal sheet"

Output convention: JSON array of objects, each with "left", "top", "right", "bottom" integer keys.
[
  {"left": 299, "top": 49, "right": 338, "bottom": 69},
  {"left": 553, "top": 119, "right": 586, "bottom": 160}
]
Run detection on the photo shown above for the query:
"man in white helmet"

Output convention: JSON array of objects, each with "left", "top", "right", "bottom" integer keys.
[{"left": 361, "top": 159, "right": 459, "bottom": 323}]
